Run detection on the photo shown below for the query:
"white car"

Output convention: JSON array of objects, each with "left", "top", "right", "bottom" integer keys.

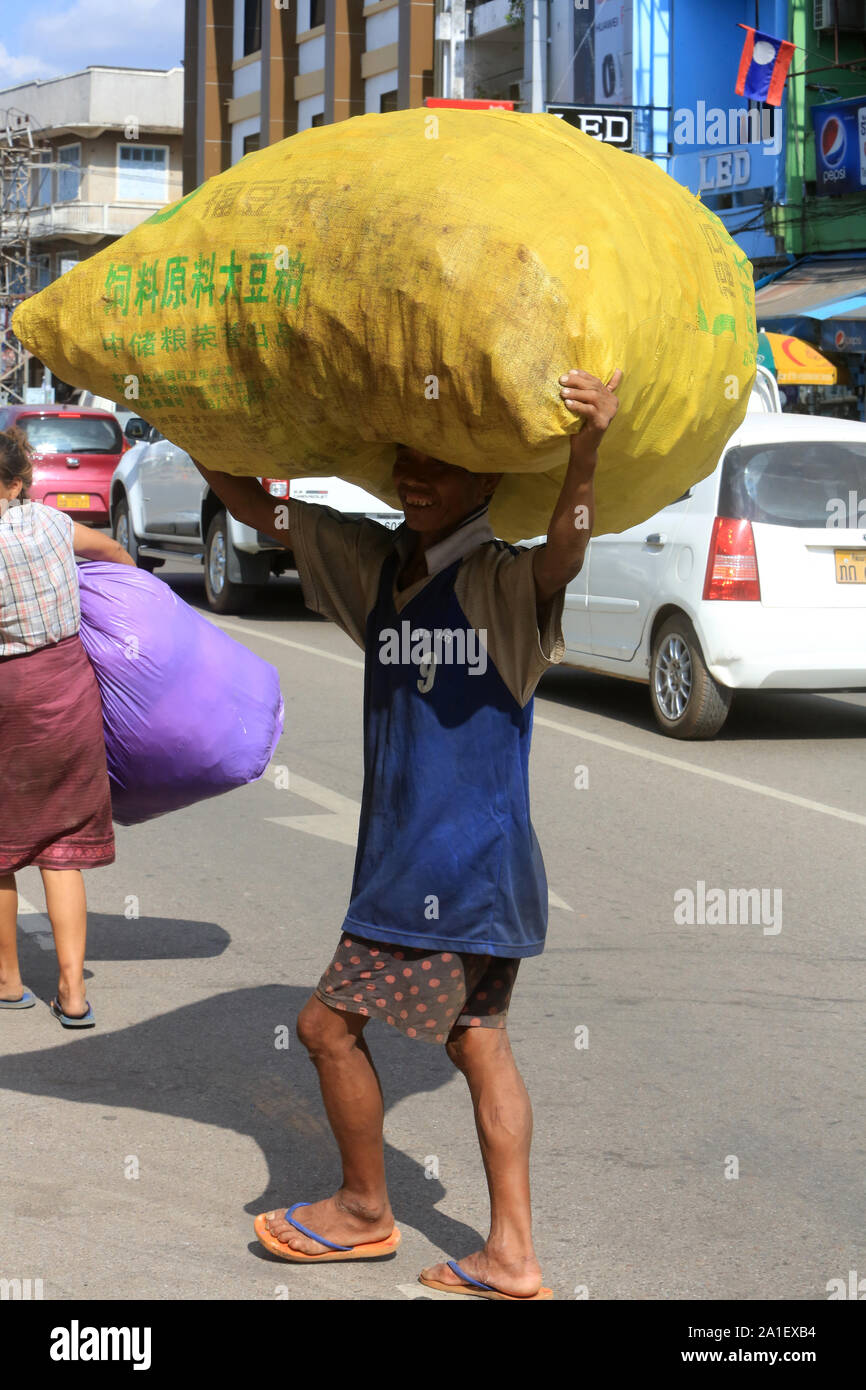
[
  {"left": 109, "top": 424, "right": 401, "bottom": 613},
  {"left": 561, "top": 408, "right": 866, "bottom": 739}
]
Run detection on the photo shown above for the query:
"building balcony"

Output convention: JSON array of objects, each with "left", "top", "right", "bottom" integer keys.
[
  {"left": 467, "top": 0, "right": 515, "bottom": 39},
  {"left": 0, "top": 201, "right": 164, "bottom": 245}
]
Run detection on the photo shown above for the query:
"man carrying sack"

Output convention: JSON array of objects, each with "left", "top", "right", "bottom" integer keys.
[{"left": 195, "top": 364, "right": 622, "bottom": 1301}]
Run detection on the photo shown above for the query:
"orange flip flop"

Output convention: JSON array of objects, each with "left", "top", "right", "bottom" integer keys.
[
  {"left": 254, "top": 1203, "right": 401, "bottom": 1263},
  {"left": 418, "top": 1260, "right": 553, "bottom": 1300}
]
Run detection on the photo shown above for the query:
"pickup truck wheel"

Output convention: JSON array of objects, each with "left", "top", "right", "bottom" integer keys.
[
  {"left": 650, "top": 614, "right": 732, "bottom": 740},
  {"left": 204, "top": 510, "right": 251, "bottom": 614},
  {"left": 113, "top": 498, "right": 160, "bottom": 572}
]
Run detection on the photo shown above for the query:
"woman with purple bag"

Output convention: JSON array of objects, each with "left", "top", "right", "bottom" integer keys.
[{"left": 0, "top": 428, "right": 134, "bottom": 1028}]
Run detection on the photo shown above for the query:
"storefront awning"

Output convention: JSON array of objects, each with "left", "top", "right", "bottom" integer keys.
[{"left": 755, "top": 257, "right": 866, "bottom": 353}]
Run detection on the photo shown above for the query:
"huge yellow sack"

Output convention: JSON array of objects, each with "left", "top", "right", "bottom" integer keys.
[{"left": 13, "top": 108, "right": 756, "bottom": 541}]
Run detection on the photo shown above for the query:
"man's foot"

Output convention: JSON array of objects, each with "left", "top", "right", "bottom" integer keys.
[
  {"left": 262, "top": 1193, "right": 394, "bottom": 1256},
  {"left": 420, "top": 1245, "right": 543, "bottom": 1298}
]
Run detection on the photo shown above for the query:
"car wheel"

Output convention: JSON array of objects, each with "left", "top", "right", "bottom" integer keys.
[
  {"left": 204, "top": 511, "right": 251, "bottom": 614},
  {"left": 113, "top": 497, "right": 159, "bottom": 572},
  {"left": 649, "top": 614, "right": 733, "bottom": 740}
]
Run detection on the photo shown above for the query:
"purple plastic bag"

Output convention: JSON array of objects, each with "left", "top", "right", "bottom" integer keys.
[{"left": 76, "top": 561, "right": 284, "bottom": 826}]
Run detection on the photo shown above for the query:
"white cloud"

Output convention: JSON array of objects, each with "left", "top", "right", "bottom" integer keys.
[
  {"left": 27, "top": 0, "right": 183, "bottom": 71},
  {"left": 0, "top": 42, "right": 60, "bottom": 92}
]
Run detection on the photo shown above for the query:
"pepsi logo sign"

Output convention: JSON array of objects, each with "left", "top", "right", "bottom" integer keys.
[
  {"left": 821, "top": 116, "right": 847, "bottom": 167},
  {"left": 836, "top": 330, "right": 846, "bottom": 349}
]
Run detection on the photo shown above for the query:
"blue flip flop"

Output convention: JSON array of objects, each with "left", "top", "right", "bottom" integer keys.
[
  {"left": 418, "top": 1258, "right": 554, "bottom": 1300},
  {"left": 254, "top": 1203, "right": 401, "bottom": 1262},
  {"left": 0, "top": 988, "right": 36, "bottom": 1010},
  {"left": 49, "top": 998, "right": 95, "bottom": 1029}
]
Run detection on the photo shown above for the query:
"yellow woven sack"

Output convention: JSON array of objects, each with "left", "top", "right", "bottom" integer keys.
[{"left": 13, "top": 108, "right": 756, "bottom": 540}]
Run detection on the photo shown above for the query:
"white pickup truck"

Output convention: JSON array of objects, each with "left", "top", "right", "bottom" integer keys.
[{"left": 109, "top": 420, "right": 402, "bottom": 613}]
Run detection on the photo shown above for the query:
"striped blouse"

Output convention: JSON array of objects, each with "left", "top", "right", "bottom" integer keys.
[{"left": 0, "top": 501, "right": 80, "bottom": 656}]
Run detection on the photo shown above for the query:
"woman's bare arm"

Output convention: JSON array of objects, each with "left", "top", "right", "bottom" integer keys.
[{"left": 71, "top": 521, "right": 136, "bottom": 566}]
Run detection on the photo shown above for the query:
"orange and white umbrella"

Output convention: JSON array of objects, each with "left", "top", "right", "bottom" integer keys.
[{"left": 757, "top": 329, "right": 838, "bottom": 385}]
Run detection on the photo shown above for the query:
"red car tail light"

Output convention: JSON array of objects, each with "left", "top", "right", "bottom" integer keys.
[
  {"left": 263, "top": 478, "right": 290, "bottom": 498},
  {"left": 703, "top": 517, "right": 761, "bottom": 601}
]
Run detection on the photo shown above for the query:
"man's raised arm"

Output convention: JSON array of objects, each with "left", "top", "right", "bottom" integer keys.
[
  {"left": 532, "top": 367, "right": 623, "bottom": 611},
  {"left": 191, "top": 460, "right": 291, "bottom": 546}
]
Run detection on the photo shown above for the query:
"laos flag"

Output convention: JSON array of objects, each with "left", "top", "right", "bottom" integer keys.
[{"left": 736, "top": 26, "right": 795, "bottom": 108}]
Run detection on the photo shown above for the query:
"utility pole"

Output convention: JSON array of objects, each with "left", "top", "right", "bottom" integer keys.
[
  {"left": 0, "top": 107, "right": 48, "bottom": 404},
  {"left": 525, "top": 0, "right": 546, "bottom": 113},
  {"left": 434, "top": 0, "right": 466, "bottom": 100}
]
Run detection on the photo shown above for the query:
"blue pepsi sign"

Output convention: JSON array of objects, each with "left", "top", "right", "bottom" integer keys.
[{"left": 812, "top": 96, "right": 866, "bottom": 196}]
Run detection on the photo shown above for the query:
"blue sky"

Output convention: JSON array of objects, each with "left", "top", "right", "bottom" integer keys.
[{"left": 0, "top": 0, "right": 184, "bottom": 92}]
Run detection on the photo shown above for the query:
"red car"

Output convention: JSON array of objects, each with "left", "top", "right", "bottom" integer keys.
[{"left": 0, "top": 404, "right": 125, "bottom": 526}]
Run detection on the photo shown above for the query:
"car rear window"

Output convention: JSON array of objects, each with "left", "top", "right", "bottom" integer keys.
[
  {"left": 719, "top": 440, "right": 866, "bottom": 528},
  {"left": 17, "top": 413, "right": 123, "bottom": 456}
]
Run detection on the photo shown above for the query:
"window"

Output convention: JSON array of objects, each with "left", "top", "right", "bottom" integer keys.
[
  {"left": 311, "top": 112, "right": 324, "bottom": 127},
  {"left": 32, "top": 255, "right": 51, "bottom": 291},
  {"left": 242, "top": 131, "right": 260, "bottom": 155},
  {"left": 310, "top": 0, "right": 325, "bottom": 27},
  {"left": 117, "top": 145, "right": 168, "bottom": 201},
  {"left": 56, "top": 144, "right": 81, "bottom": 202},
  {"left": 16, "top": 413, "right": 123, "bottom": 456},
  {"left": 243, "top": 0, "right": 262, "bottom": 54},
  {"left": 31, "top": 152, "right": 51, "bottom": 206},
  {"left": 720, "top": 442, "right": 866, "bottom": 529},
  {"left": 379, "top": 90, "right": 398, "bottom": 113}
]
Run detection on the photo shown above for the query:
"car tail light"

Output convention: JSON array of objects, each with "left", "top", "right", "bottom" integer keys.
[
  {"left": 703, "top": 517, "right": 761, "bottom": 601},
  {"left": 264, "top": 478, "right": 290, "bottom": 498}
]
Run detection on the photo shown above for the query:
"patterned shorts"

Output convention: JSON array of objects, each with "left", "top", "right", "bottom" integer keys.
[{"left": 315, "top": 934, "right": 521, "bottom": 1045}]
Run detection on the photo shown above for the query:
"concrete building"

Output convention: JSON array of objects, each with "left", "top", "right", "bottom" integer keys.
[
  {"left": 0, "top": 65, "right": 183, "bottom": 290},
  {"left": 182, "top": 0, "right": 585, "bottom": 190},
  {"left": 183, "top": 0, "right": 435, "bottom": 190}
]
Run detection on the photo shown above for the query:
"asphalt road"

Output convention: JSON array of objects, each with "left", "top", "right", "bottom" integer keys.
[{"left": 2, "top": 556, "right": 865, "bottom": 1302}]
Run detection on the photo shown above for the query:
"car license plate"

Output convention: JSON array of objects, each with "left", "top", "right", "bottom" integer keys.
[
  {"left": 57, "top": 494, "right": 90, "bottom": 509},
  {"left": 835, "top": 549, "right": 866, "bottom": 583}
]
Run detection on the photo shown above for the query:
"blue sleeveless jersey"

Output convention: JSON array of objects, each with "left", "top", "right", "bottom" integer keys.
[{"left": 342, "top": 548, "right": 548, "bottom": 957}]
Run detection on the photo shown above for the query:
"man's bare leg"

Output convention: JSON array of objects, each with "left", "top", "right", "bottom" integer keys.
[
  {"left": 263, "top": 994, "right": 395, "bottom": 1254},
  {"left": 420, "top": 1025, "right": 543, "bottom": 1296}
]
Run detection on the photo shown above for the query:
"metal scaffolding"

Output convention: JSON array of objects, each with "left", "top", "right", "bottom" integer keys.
[{"left": 0, "top": 106, "right": 50, "bottom": 404}]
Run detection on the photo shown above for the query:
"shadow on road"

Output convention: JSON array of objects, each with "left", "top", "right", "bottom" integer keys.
[
  {"left": 538, "top": 664, "right": 866, "bottom": 742},
  {"left": 85, "top": 913, "right": 230, "bottom": 962},
  {"left": 0, "top": 983, "right": 480, "bottom": 1259}
]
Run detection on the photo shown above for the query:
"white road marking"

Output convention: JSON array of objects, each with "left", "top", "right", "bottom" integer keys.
[
  {"left": 212, "top": 615, "right": 866, "bottom": 829},
  {"left": 548, "top": 889, "right": 573, "bottom": 912},
  {"left": 214, "top": 618, "right": 365, "bottom": 671},
  {"left": 17, "top": 895, "right": 54, "bottom": 950},
  {"left": 261, "top": 765, "right": 572, "bottom": 908},
  {"left": 262, "top": 766, "right": 360, "bottom": 847},
  {"left": 534, "top": 714, "right": 866, "bottom": 829}
]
